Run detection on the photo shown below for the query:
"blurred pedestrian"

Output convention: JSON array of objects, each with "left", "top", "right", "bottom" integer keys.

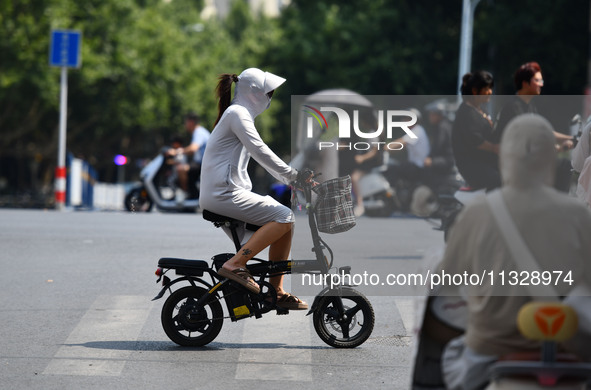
[
  {"left": 572, "top": 118, "right": 591, "bottom": 206},
  {"left": 494, "top": 62, "right": 573, "bottom": 147},
  {"left": 440, "top": 114, "right": 591, "bottom": 389},
  {"left": 168, "top": 112, "right": 210, "bottom": 199},
  {"left": 451, "top": 71, "right": 500, "bottom": 190},
  {"left": 423, "top": 101, "right": 455, "bottom": 185},
  {"left": 338, "top": 109, "right": 385, "bottom": 217},
  {"left": 385, "top": 108, "right": 431, "bottom": 184},
  {"left": 493, "top": 62, "right": 574, "bottom": 192}
]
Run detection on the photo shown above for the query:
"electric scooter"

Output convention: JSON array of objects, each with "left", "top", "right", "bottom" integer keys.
[
  {"left": 124, "top": 147, "right": 200, "bottom": 213},
  {"left": 411, "top": 298, "right": 591, "bottom": 389},
  {"left": 485, "top": 301, "right": 591, "bottom": 389},
  {"left": 409, "top": 178, "right": 484, "bottom": 242},
  {"left": 152, "top": 173, "right": 375, "bottom": 348}
]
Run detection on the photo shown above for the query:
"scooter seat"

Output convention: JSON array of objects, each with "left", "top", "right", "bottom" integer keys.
[
  {"left": 158, "top": 257, "right": 209, "bottom": 276},
  {"left": 202, "top": 209, "right": 261, "bottom": 231}
]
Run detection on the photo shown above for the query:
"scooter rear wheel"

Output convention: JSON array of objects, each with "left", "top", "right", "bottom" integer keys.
[
  {"left": 313, "top": 287, "right": 374, "bottom": 348},
  {"left": 161, "top": 286, "right": 223, "bottom": 347}
]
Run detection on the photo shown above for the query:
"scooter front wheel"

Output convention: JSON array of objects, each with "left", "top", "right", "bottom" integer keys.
[
  {"left": 161, "top": 286, "right": 223, "bottom": 347},
  {"left": 313, "top": 287, "right": 374, "bottom": 348},
  {"left": 124, "top": 187, "right": 153, "bottom": 212}
]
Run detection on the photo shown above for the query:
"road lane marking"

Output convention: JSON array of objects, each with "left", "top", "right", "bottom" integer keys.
[
  {"left": 234, "top": 311, "right": 312, "bottom": 382},
  {"left": 43, "top": 295, "right": 152, "bottom": 376},
  {"left": 394, "top": 298, "right": 416, "bottom": 335}
]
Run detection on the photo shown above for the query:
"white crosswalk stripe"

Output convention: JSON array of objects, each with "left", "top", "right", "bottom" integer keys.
[
  {"left": 43, "top": 295, "right": 153, "bottom": 377},
  {"left": 234, "top": 311, "right": 313, "bottom": 382},
  {"left": 41, "top": 294, "right": 411, "bottom": 380}
]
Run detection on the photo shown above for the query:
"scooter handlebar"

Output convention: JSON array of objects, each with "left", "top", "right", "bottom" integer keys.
[{"left": 293, "top": 169, "right": 319, "bottom": 190}]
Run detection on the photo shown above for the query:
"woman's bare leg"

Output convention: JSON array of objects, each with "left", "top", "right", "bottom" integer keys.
[
  {"left": 267, "top": 228, "right": 293, "bottom": 295},
  {"left": 221, "top": 221, "right": 293, "bottom": 273},
  {"left": 221, "top": 220, "right": 306, "bottom": 305}
]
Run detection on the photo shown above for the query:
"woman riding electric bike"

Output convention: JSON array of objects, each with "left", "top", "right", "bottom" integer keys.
[{"left": 200, "top": 68, "right": 307, "bottom": 309}]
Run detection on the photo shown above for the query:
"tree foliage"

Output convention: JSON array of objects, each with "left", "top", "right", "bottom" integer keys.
[
  {"left": 0, "top": 0, "right": 588, "bottom": 196},
  {"left": 266, "top": 0, "right": 461, "bottom": 96},
  {"left": 471, "top": 0, "right": 589, "bottom": 95},
  {"left": 0, "top": 0, "right": 280, "bottom": 187}
]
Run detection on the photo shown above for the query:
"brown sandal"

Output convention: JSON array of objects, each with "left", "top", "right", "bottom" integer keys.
[
  {"left": 218, "top": 267, "right": 260, "bottom": 294},
  {"left": 276, "top": 293, "right": 308, "bottom": 310}
]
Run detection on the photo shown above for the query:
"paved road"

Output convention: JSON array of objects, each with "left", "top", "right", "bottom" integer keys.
[{"left": 0, "top": 208, "right": 443, "bottom": 390}]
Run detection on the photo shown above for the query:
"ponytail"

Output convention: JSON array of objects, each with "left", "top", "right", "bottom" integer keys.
[{"left": 214, "top": 73, "right": 238, "bottom": 127}]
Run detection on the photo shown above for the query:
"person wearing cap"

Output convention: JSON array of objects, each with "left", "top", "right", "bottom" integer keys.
[
  {"left": 199, "top": 68, "right": 308, "bottom": 310},
  {"left": 438, "top": 114, "right": 591, "bottom": 389}
]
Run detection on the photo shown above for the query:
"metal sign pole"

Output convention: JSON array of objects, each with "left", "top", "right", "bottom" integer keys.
[
  {"left": 457, "top": 0, "right": 481, "bottom": 98},
  {"left": 50, "top": 29, "right": 81, "bottom": 210},
  {"left": 55, "top": 66, "right": 68, "bottom": 210}
]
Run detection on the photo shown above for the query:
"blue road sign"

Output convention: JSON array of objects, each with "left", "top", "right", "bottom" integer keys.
[{"left": 49, "top": 30, "right": 82, "bottom": 68}]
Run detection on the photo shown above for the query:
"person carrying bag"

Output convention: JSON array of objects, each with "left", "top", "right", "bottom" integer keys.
[{"left": 487, "top": 189, "right": 591, "bottom": 360}]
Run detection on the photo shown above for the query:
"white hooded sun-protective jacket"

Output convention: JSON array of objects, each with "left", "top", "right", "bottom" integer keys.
[{"left": 200, "top": 68, "right": 297, "bottom": 226}]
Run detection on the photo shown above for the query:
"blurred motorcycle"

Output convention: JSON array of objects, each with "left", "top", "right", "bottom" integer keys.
[{"left": 124, "top": 147, "right": 199, "bottom": 213}]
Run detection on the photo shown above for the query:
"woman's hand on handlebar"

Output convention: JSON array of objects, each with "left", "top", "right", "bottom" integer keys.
[{"left": 293, "top": 169, "right": 319, "bottom": 190}]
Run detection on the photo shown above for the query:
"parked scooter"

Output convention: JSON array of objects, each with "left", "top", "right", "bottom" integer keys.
[
  {"left": 357, "top": 165, "right": 398, "bottom": 217},
  {"left": 124, "top": 147, "right": 199, "bottom": 212},
  {"left": 407, "top": 171, "right": 469, "bottom": 241}
]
